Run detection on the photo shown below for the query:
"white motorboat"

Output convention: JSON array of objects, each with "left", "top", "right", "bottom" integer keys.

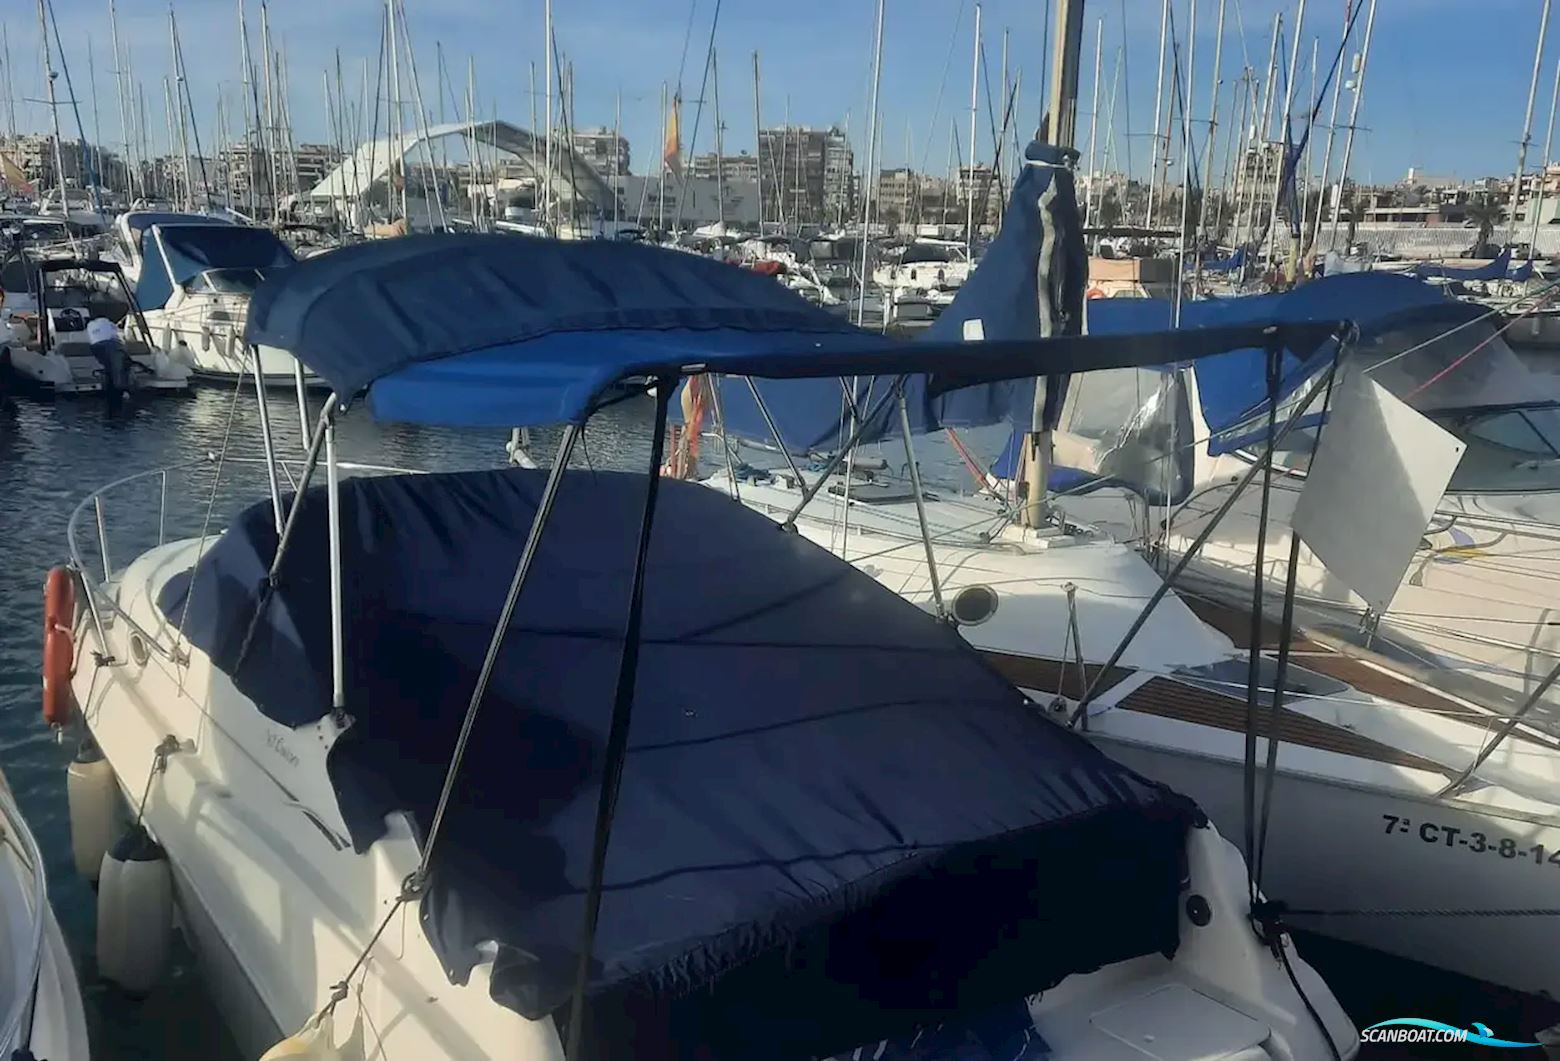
[
  {"left": 0, "top": 725, "right": 90, "bottom": 1060},
  {"left": 129, "top": 221, "right": 315, "bottom": 386},
  {"left": 105, "top": 210, "right": 232, "bottom": 289},
  {"left": 61, "top": 231, "right": 1358, "bottom": 1061},
  {"left": 0, "top": 252, "right": 191, "bottom": 398}
]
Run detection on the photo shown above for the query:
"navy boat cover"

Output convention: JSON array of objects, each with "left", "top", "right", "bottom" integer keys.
[
  {"left": 243, "top": 231, "right": 1341, "bottom": 429},
  {"left": 160, "top": 468, "right": 1199, "bottom": 1059}
]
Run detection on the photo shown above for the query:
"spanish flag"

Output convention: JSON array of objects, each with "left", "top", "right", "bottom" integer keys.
[
  {"left": 0, "top": 151, "right": 34, "bottom": 196},
  {"left": 663, "top": 94, "right": 682, "bottom": 177}
]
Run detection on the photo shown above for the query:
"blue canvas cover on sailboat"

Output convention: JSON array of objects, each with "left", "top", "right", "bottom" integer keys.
[
  {"left": 158, "top": 468, "right": 1200, "bottom": 1059},
  {"left": 244, "top": 226, "right": 1321, "bottom": 432},
  {"left": 1086, "top": 271, "right": 1491, "bottom": 452},
  {"left": 705, "top": 141, "right": 1088, "bottom": 451},
  {"left": 1202, "top": 246, "right": 1246, "bottom": 274},
  {"left": 1409, "top": 247, "right": 1512, "bottom": 280}
]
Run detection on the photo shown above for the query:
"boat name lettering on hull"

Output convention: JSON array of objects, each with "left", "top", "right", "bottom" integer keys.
[
  {"left": 1381, "top": 814, "right": 1560, "bottom": 868},
  {"left": 266, "top": 731, "right": 300, "bottom": 768}
]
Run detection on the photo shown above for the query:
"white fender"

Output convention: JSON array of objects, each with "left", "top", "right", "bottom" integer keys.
[
  {"left": 97, "top": 825, "right": 173, "bottom": 994},
  {"left": 65, "top": 743, "right": 119, "bottom": 882},
  {"left": 260, "top": 1009, "right": 365, "bottom": 1061}
]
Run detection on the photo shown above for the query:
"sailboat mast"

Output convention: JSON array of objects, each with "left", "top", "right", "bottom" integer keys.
[
  {"left": 1146, "top": 0, "right": 1170, "bottom": 228},
  {"left": 1512, "top": 0, "right": 1553, "bottom": 241},
  {"left": 1084, "top": 17, "right": 1101, "bottom": 226},
  {"left": 1529, "top": 57, "right": 1560, "bottom": 252},
  {"left": 1265, "top": 0, "right": 1305, "bottom": 274},
  {"left": 36, "top": 0, "right": 72, "bottom": 215},
  {"left": 543, "top": 0, "right": 553, "bottom": 232},
  {"left": 1, "top": 23, "right": 15, "bottom": 141},
  {"left": 109, "top": 1, "right": 133, "bottom": 196},
  {"left": 712, "top": 49, "right": 724, "bottom": 230},
  {"left": 89, "top": 35, "right": 103, "bottom": 199},
  {"left": 170, "top": 10, "right": 193, "bottom": 211},
  {"left": 1174, "top": 0, "right": 1197, "bottom": 326},
  {"left": 1299, "top": 37, "right": 1317, "bottom": 242},
  {"left": 1309, "top": 3, "right": 1350, "bottom": 251},
  {"left": 752, "top": 52, "right": 763, "bottom": 232},
  {"left": 1328, "top": 0, "right": 1376, "bottom": 246},
  {"left": 966, "top": 2, "right": 980, "bottom": 254},
  {"left": 1019, "top": 0, "right": 1085, "bottom": 530},
  {"left": 856, "top": 0, "right": 886, "bottom": 329},
  {"left": 260, "top": 0, "right": 279, "bottom": 221},
  {"left": 384, "top": 0, "right": 405, "bottom": 222},
  {"left": 1246, "top": 13, "right": 1281, "bottom": 249},
  {"left": 1197, "top": 0, "right": 1228, "bottom": 251}
]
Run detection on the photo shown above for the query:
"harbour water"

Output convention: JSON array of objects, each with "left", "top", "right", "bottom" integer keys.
[{"left": 2, "top": 386, "right": 1558, "bottom": 1058}]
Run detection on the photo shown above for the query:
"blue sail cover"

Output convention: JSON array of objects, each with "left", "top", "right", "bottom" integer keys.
[
  {"left": 158, "top": 469, "right": 1199, "bottom": 1058},
  {"left": 707, "top": 141, "right": 1086, "bottom": 452},
  {"left": 1409, "top": 247, "right": 1512, "bottom": 280},
  {"left": 1086, "top": 271, "right": 1487, "bottom": 452},
  {"left": 1202, "top": 246, "right": 1246, "bottom": 274},
  {"left": 244, "top": 231, "right": 1335, "bottom": 430}
]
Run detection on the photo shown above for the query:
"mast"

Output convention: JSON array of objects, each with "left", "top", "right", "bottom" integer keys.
[
  {"left": 89, "top": 34, "right": 103, "bottom": 199},
  {"left": 1529, "top": 57, "right": 1560, "bottom": 252},
  {"left": 1174, "top": 0, "right": 1197, "bottom": 325},
  {"left": 999, "top": 26, "right": 1009, "bottom": 204},
  {"left": 543, "top": 0, "right": 553, "bottom": 232},
  {"left": 237, "top": 0, "right": 258, "bottom": 214},
  {"left": 855, "top": 0, "right": 886, "bottom": 327},
  {"left": 260, "top": 0, "right": 279, "bottom": 221},
  {"left": 36, "top": 0, "right": 72, "bottom": 215},
  {"left": 1512, "top": 0, "right": 1554, "bottom": 241},
  {"left": 966, "top": 2, "right": 980, "bottom": 254},
  {"left": 1, "top": 23, "right": 15, "bottom": 140},
  {"left": 1018, "top": 0, "right": 1085, "bottom": 530},
  {"left": 1264, "top": 0, "right": 1305, "bottom": 275},
  {"left": 394, "top": 0, "right": 449, "bottom": 231},
  {"left": 464, "top": 56, "right": 478, "bottom": 229},
  {"left": 712, "top": 49, "right": 724, "bottom": 231},
  {"left": 752, "top": 52, "right": 763, "bottom": 232},
  {"left": 385, "top": 0, "right": 405, "bottom": 222},
  {"left": 657, "top": 81, "right": 666, "bottom": 233},
  {"left": 1328, "top": 0, "right": 1376, "bottom": 246},
  {"left": 1084, "top": 17, "right": 1101, "bottom": 226},
  {"left": 613, "top": 88, "right": 621, "bottom": 232},
  {"left": 109, "top": 2, "right": 134, "bottom": 196},
  {"left": 1299, "top": 37, "right": 1317, "bottom": 244},
  {"left": 170, "top": 9, "right": 192, "bottom": 211},
  {"left": 1246, "top": 13, "right": 1281, "bottom": 251},
  {"left": 1146, "top": 0, "right": 1170, "bottom": 227},
  {"left": 161, "top": 76, "right": 176, "bottom": 203},
  {"left": 1197, "top": 0, "right": 1228, "bottom": 252},
  {"left": 1309, "top": 3, "right": 1350, "bottom": 251}
]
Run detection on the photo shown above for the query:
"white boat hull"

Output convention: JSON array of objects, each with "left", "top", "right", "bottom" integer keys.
[
  {"left": 1094, "top": 724, "right": 1560, "bottom": 998},
  {"left": 67, "top": 527, "right": 1359, "bottom": 1060}
]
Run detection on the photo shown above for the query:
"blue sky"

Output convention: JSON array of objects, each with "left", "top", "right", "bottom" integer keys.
[{"left": 1, "top": 0, "right": 1550, "bottom": 184}]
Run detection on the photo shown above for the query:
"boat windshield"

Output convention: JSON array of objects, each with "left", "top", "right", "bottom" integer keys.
[{"left": 184, "top": 267, "right": 268, "bottom": 296}]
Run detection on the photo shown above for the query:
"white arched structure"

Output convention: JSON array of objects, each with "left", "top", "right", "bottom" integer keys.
[{"left": 307, "top": 119, "right": 614, "bottom": 217}]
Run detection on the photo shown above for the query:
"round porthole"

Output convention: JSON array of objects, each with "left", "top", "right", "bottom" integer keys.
[
  {"left": 952, "top": 584, "right": 999, "bottom": 626},
  {"left": 129, "top": 633, "right": 150, "bottom": 667}
]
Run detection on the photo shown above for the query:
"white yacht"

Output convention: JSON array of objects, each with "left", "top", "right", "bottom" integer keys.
[
  {"left": 0, "top": 756, "right": 90, "bottom": 1059},
  {"left": 124, "top": 219, "right": 312, "bottom": 386},
  {"left": 62, "top": 231, "right": 1358, "bottom": 1061}
]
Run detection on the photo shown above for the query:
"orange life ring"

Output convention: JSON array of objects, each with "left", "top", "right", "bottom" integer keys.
[
  {"left": 1086, "top": 286, "right": 1106, "bottom": 300},
  {"left": 42, "top": 567, "right": 75, "bottom": 728}
]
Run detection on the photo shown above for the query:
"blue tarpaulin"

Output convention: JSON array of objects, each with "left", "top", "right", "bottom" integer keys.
[
  {"left": 1202, "top": 246, "right": 1246, "bottom": 274},
  {"left": 157, "top": 468, "right": 1198, "bottom": 1059},
  {"left": 244, "top": 231, "right": 1339, "bottom": 430},
  {"left": 1086, "top": 272, "right": 1487, "bottom": 452},
  {"left": 1409, "top": 248, "right": 1512, "bottom": 280}
]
